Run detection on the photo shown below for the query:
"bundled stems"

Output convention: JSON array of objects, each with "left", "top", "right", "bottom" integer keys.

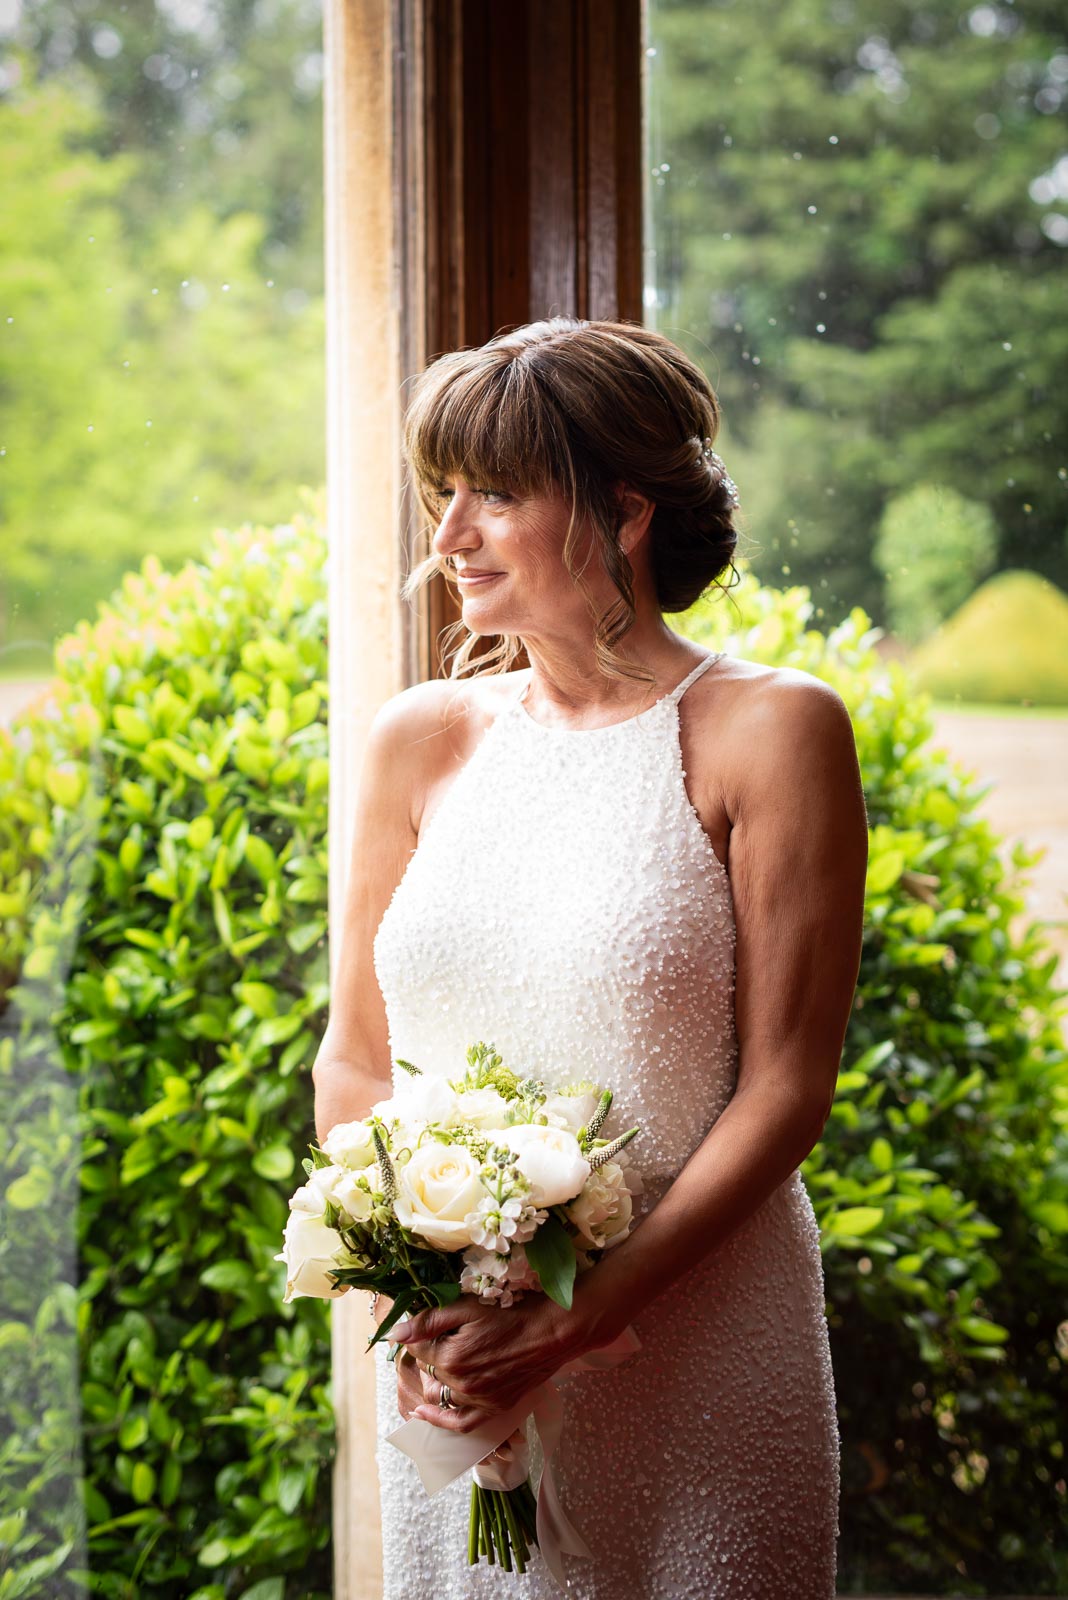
[{"left": 468, "top": 1481, "right": 538, "bottom": 1572}]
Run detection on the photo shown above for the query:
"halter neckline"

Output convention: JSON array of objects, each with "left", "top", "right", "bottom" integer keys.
[{"left": 512, "top": 650, "right": 725, "bottom": 736}]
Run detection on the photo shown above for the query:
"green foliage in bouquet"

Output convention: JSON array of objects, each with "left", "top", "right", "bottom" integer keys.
[
  {"left": 0, "top": 495, "right": 334, "bottom": 1599},
  {"left": 684, "top": 567, "right": 1068, "bottom": 1595}
]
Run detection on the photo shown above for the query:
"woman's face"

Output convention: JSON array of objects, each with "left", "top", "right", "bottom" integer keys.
[{"left": 429, "top": 474, "right": 602, "bottom": 640}]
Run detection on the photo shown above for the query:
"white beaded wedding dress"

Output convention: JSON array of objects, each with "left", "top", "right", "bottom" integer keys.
[{"left": 371, "top": 650, "right": 840, "bottom": 1598}]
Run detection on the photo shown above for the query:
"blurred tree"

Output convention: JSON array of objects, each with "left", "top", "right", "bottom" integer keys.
[
  {"left": 647, "top": 0, "right": 1068, "bottom": 625},
  {"left": 2, "top": 0, "right": 324, "bottom": 290},
  {"left": 875, "top": 481, "right": 999, "bottom": 644},
  {"left": 0, "top": 54, "right": 324, "bottom": 648}
]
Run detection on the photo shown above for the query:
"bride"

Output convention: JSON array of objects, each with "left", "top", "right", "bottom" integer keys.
[{"left": 313, "top": 315, "right": 869, "bottom": 1597}]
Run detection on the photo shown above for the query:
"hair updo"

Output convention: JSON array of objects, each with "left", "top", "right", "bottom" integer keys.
[{"left": 400, "top": 315, "right": 741, "bottom": 687}]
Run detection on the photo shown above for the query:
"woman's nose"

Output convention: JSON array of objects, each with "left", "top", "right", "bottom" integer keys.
[{"left": 432, "top": 500, "right": 480, "bottom": 560}]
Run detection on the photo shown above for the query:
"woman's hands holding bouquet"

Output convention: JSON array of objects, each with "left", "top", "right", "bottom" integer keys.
[
  {"left": 277, "top": 1041, "right": 644, "bottom": 1575},
  {"left": 387, "top": 1276, "right": 611, "bottom": 1433}
]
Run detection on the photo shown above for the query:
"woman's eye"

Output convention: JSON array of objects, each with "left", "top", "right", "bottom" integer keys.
[{"left": 433, "top": 486, "right": 508, "bottom": 502}]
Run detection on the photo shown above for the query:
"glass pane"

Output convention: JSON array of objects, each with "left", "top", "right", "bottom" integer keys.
[
  {"left": 0, "top": 2, "right": 330, "bottom": 1592},
  {"left": 644, "top": 1, "right": 1068, "bottom": 1593}
]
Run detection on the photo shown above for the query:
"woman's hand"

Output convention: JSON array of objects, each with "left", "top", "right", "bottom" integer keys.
[
  {"left": 373, "top": 1293, "right": 435, "bottom": 1423},
  {"left": 385, "top": 1284, "right": 614, "bottom": 1436}
]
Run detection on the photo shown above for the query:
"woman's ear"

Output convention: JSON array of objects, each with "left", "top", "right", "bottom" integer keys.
[{"left": 614, "top": 482, "right": 656, "bottom": 556}]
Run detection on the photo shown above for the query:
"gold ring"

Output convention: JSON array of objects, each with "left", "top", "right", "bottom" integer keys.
[
  {"left": 425, "top": 1361, "right": 436, "bottom": 1379},
  {"left": 438, "top": 1382, "right": 456, "bottom": 1411}
]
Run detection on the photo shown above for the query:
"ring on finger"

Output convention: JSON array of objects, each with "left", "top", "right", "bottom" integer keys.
[{"left": 438, "top": 1381, "right": 457, "bottom": 1411}]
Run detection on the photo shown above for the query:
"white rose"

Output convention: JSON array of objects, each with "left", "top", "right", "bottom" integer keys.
[
  {"left": 289, "top": 1163, "right": 347, "bottom": 1216},
  {"left": 541, "top": 1089, "right": 599, "bottom": 1134},
  {"left": 489, "top": 1122, "right": 591, "bottom": 1207},
  {"left": 454, "top": 1087, "right": 512, "bottom": 1128},
  {"left": 373, "top": 1076, "right": 461, "bottom": 1140},
  {"left": 332, "top": 1169, "right": 376, "bottom": 1224},
  {"left": 563, "top": 1161, "right": 634, "bottom": 1250},
  {"left": 393, "top": 1142, "right": 488, "bottom": 1250},
  {"left": 275, "top": 1208, "right": 350, "bottom": 1303},
  {"left": 321, "top": 1119, "right": 377, "bottom": 1170}
]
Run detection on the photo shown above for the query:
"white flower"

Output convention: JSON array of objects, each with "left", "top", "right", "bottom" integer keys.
[
  {"left": 563, "top": 1161, "right": 634, "bottom": 1250},
  {"left": 332, "top": 1169, "right": 376, "bottom": 1224},
  {"left": 487, "top": 1122, "right": 591, "bottom": 1207},
  {"left": 393, "top": 1141, "right": 489, "bottom": 1250},
  {"left": 502, "top": 1243, "right": 541, "bottom": 1293},
  {"left": 541, "top": 1089, "right": 599, "bottom": 1134},
  {"left": 289, "top": 1163, "right": 346, "bottom": 1216},
  {"left": 274, "top": 1208, "right": 350, "bottom": 1303},
  {"left": 372, "top": 1076, "right": 461, "bottom": 1141},
  {"left": 464, "top": 1194, "right": 526, "bottom": 1253},
  {"left": 460, "top": 1247, "right": 512, "bottom": 1302},
  {"left": 453, "top": 1087, "right": 512, "bottom": 1128},
  {"left": 321, "top": 1119, "right": 377, "bottom": 1170}
]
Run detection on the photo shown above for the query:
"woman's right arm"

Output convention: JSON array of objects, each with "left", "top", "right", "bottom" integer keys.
[
  {"left": 311, "top": 683, "right": 442, "bottom": 1141},
  {"left": 310, "top": 682, "right": 445, "bottom": 1406}
]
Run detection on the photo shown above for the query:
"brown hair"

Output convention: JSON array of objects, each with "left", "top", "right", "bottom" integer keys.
[{"left": 401, "top": 315, "right": 741, "bottom": 687}]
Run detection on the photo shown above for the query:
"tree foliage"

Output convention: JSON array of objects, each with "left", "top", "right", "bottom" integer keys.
[{"left": 648, "top": 0, "right": 1068, "bottom": 624}]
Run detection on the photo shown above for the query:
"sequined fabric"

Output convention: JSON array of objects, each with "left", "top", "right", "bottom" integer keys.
[{"left": 371, "top": 651, "right": 840, "bottom": 1597}]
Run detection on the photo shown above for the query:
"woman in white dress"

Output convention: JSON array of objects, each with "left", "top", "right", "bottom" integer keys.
[{"left": 312, "top": 316, "right": 869, "bottom": 1597}]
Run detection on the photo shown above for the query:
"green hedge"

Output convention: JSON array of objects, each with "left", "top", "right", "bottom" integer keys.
[
  {"left": 1, "top": 498, "right": 334, "bottom": 1599},
  {"left": 1, "top": 509, "right": 1066, "bottom": 1596},
  {"left": 685, "top": 580, "right": 1068, "bottom": 1594}
]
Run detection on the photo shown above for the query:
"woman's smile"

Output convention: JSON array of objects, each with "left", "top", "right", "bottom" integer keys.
[{"left": 456, "top": 571, "right": 504, "bottom": 587}]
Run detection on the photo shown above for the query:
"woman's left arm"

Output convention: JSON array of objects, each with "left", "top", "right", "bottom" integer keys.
[
  {"left": 570, "top": 672, "right": 869, "bottom": 1349},
  {"left": 392, "top": 674, "right": 869, "bottom": 1424}
]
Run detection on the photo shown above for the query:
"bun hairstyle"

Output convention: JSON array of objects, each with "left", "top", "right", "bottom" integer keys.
[{"left": 400, "top": 315, "right": 741, "bottom": 687}]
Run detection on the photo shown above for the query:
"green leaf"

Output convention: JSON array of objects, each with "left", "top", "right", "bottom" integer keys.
[
  {"left": 252, "top": 1144, "right": 295, "bottom": 1182},
  {"left": 5, "top": 1167, "right": 52, "bottom": 1210},
  {"left": 824, "top": 1206, "right": 885, "bottom": 1239},
  {"left": 240, "top": 1582, "right": 285, "bottom": 1600},
  {"left": 957, "top": 1315, "right": 1010, "bottom": 1344},
  {"left": 200, "top": 1261, "right": 254, "bottom": 1293},
  {"left": 523, "top": 1214, "right": 577, "bottom": 1310}
]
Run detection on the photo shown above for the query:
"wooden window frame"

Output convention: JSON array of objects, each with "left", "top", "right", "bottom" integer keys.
[{"left": 323, "top": 4, "right": 642, "bottom": 1591}]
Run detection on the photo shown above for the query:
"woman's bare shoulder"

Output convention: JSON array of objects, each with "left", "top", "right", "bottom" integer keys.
[{"left": 708, "top": 660, "right": 856, "bottom": 817}]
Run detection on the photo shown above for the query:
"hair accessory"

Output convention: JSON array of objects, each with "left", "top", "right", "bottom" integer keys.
[{"left": 700, "top": 439, "right": 740, "bottom": 509}]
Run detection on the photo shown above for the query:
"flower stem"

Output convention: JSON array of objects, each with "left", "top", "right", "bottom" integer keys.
[{"left": 467, "top": 1481, "right": 479, "bottom": 1565}]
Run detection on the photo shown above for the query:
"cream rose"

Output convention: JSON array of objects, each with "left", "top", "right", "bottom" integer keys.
[
  {"left": 489, "top": 1122, "right": 591, "bottom": 1207},
  {"left": 454, "top": 1087, "right": 512, "bottom": 1128},
  {"left": 541, "top": 1089, "right": 599, "bottom": 1134},
  {"left": 393, "top": 1142, "right": 488, "bottom": 1250},
  {"left": 332, "top": 1168, "right": 376, "bottom": 1224},
  {"left": 289, "top": 1163, "right": 346, "bottom": 1215},
  {"left": 372, "top": 1076, "right": 461, "bottom": 1141},
  {"left": 275, "top": 1208, "right": 350, "bottom": 1303},
  {"left": 321, "top": 1119, "right": 377, "bottom": 1170},
  {"left": 563, "top": 1160, "right": 634, "bottom": 1250}
]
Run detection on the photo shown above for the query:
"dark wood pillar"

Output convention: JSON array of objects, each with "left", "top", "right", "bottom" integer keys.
[{"left": 395, "top": 0, "right": 645, "bottom": 679}]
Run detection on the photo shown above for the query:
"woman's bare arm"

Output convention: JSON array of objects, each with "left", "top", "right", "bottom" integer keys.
[
  {"left": 570, "top": 670, "right": 869, "bottom": 1345},
  {"left": 311, "top": 682, "right": 444, "bottom": 1140}
]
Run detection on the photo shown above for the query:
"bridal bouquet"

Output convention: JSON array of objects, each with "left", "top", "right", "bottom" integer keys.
[{"left": 275, "top": 1041, "right": 644, "bottom": 1579}]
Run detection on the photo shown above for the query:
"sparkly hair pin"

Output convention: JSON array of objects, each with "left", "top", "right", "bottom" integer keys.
[{"left": 699, "top": 439, "right": 740, "bottom": 509}]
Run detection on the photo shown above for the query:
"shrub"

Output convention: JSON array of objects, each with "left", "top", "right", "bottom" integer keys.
[
  {"left": 874, "top": 483, "right": 999, "bottom": 649},
  {"left": 0, "top": 494, "right": 334, "bottom": 1599},
  {"left": 1, "top": 514, "right": 1065, "bottom": 1597},
  {"left": 686, "top": 572, "right": 1068, "bottom": 1595},
  {"left": 908, "top": 568, "right": 1068, "bottom": 708}
]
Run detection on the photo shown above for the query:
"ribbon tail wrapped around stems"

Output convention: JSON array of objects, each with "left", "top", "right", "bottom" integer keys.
[{"left": 386, "top": 1322, "right": 642, "bottom": 1588}]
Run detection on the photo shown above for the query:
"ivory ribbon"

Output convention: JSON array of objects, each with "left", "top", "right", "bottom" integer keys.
[{"left": 386, "top": 1322, "right": 642, "bottom": 1588}]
